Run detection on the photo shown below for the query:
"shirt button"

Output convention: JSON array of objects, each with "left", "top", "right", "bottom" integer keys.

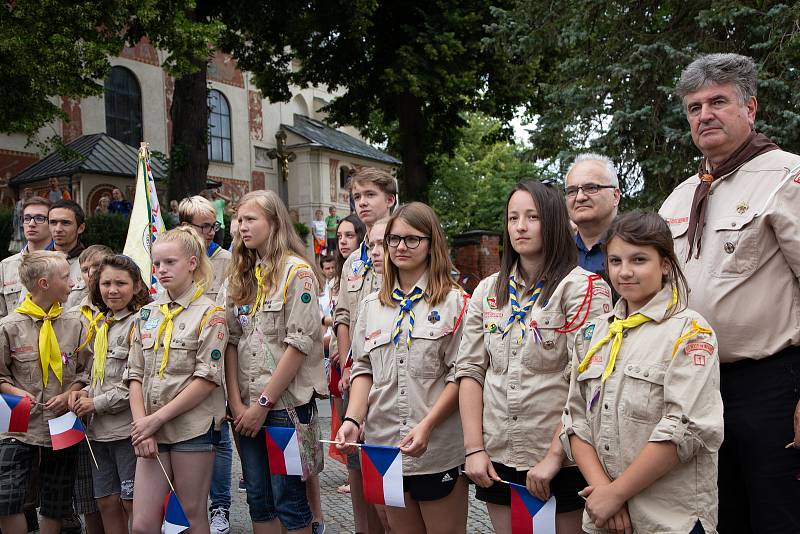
[
  {"left": 634, "top": 366, "right": 640, "bottom": 373},
  {"left": 250, "top": 378, "right": 255, "bottom": 382},
  {"left": 643, "top": 370, "right": 650, "bottom": 377},
  {"left": 400, "top": 389, "right": 405, "bottom": 395},
  {"left": 512, "top": 416, "right": 518, "bottom": 421},
  {"left": 402, "top": 420, "right": 407, "bottom": 425},
  {"left": 724, "top": 242, "right": 735, "bottom": 254},
  {"left": 604, "top": 444, "right": 610, "bottom": 451},
  {"left": 399, "top": 359, "right": 404, "bottom": 364},
  {"left": 627, "top": 365, "right": 633, "bottom": 371},
  {"left": 622, "top": 332, "right": 628, "bottom": 338},
  {"left": 512, "top": 350, "right": 517, "bottom": 356},
  {"left": 604, "top": 403, "right": 609, "bottom": 410},
  {"left": 510, "top": 384, "right": 516, "bottom": 389},
  {"left": 681, "top": 415, "right": 689, "bottom": 424}
]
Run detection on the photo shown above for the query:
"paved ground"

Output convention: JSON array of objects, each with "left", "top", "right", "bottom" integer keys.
[{"left": 226, "top": 400, "right": 495, "bottom": 533}]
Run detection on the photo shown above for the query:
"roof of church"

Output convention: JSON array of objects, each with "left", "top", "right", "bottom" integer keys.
[
  {"left": 282, "top": 114, "right": 401, "bottom": 165},
  {"left": 11, "top": 133, "right": 167, "bottom": 185}
]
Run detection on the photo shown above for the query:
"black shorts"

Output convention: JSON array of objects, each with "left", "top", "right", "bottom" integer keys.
[
  {"left": 403, "top": 465, "right": 462, "bottom": 502},
  {"left": 474, "top": 462, "right": 585, "bottom": 514},
  {"left": 0, "top": 439, "right": 78, "bottom": 518}
]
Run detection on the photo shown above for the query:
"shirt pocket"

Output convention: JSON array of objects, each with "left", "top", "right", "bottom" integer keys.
[
  {"left": 485, "top": 331, "right": 508, "bottom": 374},
  {"left": 709, "top": 214, "right": 759, "bottom": 278},
  {"left": 408, "top": 328, "right": 448, "bottom": 379},
  {"left": 2, "top": 283, "right": 23, "bottom": 309},
  {"left": 12, "top": 348, "right": 41, "bottom": 381},
  {"left": 105, "top": 345, "right": 129, "bottom": 380},
  {"left": 523, "top": 311, "right": 567, "bottom": 373},
  {"left": 363, "top": 332, "right": 394, "bottom": 385},
  {"left": 667, "top": 220, "right": 689, "bottom": 260},
  {"left": 577, "top": 363, "right": 604, "bottom": 419},
  {"left": 622, "top": 363, "right": 666, "bottom": 423},
  {"left": 166, "top": 338, "right": 200, "bottom": 375},
  {"left": 257, "top": 300, "right": 286, "bottom": 338},
  {"left": 346, "top": 276, "right": 365, "bottom": 294}
]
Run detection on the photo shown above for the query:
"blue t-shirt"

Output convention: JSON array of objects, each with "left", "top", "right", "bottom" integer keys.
[{"left": 575, "top": 233, "right": 606, "bottom": 277}]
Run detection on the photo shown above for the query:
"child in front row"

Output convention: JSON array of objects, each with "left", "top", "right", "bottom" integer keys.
[
  {"left": 0, "top": 251, "right": 91, "bottom": 534},
  {"left": 126, "top": 227, "right": 228, "bottom": 534},
  {"left": 562, "top": 212, "right": 723, "bottom": 534},
  {"left": 70, "top": 255, "right": 151, "bottom": 532}
]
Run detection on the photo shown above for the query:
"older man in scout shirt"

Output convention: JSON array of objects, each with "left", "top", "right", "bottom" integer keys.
[{"left": 660, "top": 53, "right": 800, "bottom": 534}]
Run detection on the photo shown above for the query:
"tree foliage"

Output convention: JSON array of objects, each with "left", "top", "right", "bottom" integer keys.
[
  {"left": 428, "top": 113, "right": 545, "bottom": 238},
  {"left": 217, "top": 0, "right": 539, "bottom": 201},
  {"left": 488, "top": 1, "right": 800, "bottom": 208}
]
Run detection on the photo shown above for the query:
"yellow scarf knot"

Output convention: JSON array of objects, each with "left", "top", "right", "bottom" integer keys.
[
  {"left": 91, "top": 317, "right": 114, "bottom": 386},
  {"left": 76, "top": 306, "right": 105, "bottom": 353},
  {"left": 155, "top": 286, "right": 205, "bottom": 378},
  {"left": 253, "top": 264, "right": 267, "bottom": 314},
  {"left": 15, "top": 295, "right": 64, "bottom": 386},
  {"left": 577, "top": 313, "right": 652, "bottom": 383}
]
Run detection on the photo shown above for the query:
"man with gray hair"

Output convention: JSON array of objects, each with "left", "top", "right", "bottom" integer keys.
[
  {"left": 660, "top": 53, "right": 800, "bottom": 533},
  {"left": 565, "top": 153, "right": 620, "bottom": 279}
]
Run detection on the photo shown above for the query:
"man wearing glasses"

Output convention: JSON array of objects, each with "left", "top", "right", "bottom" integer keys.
[
  {"left": 564, "top": 153, "right": 621, "bottom": 279},
  {"left": 0, "top": 196, "right": 54, "bottom": 318}
]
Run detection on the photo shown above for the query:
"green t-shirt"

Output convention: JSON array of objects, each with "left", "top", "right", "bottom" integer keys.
[
  {"left": 325, "top": 215, "right": 340, "bottom": 239},
  {"left": 211, "top": 198, "right": 226, "bottom": 229}
]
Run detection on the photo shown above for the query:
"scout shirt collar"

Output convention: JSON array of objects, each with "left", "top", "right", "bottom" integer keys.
[
  {"left": 509, "top": 262, "right": 545, "bottom": 301},
  {"left": 392, "top": 271, "right": 430, "bottom": 300},
  {"left": 109, "top": 307, "right": 133, "bottom": 321},
  {"left": 610, "top": 284, "right": 675, "bottom": 324},
  {"left": 156, "top": 282, "right": 202, "bottom": 308}
]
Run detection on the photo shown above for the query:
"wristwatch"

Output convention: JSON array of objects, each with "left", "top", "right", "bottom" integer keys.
[{"left": 258, "top": 393, "right": 274, "bottom": 409}]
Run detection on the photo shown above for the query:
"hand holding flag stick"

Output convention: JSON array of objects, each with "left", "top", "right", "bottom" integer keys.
[{"left": 319, "top": 438, "right": 362, "bottom": 448}]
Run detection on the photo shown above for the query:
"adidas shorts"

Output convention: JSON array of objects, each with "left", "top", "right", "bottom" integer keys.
[{"left": 402, "top": 465, "right": 463, "bottom": 502}]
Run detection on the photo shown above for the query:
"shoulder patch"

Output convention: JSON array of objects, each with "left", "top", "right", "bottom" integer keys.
[
  {"left": 300, "top": 292, "right": 312, "bottom": 304},
  {"left": 298, "top": 270, "right": 313, "bottom": 280},
  {"left": 584, "top": 324, "right": 595, "bottom": 340},
  {"left": 140, "top": 309, "right": 151, "bottom": 321},
  {"left": 211, "top": 349, "right": 222, "bottom": 361}
]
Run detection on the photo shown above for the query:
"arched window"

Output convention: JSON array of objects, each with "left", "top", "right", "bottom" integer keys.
[
  {"left": 104, "top": 66, "right": 143, "bottom": 147},
  {"left": 208, "top": 89, "right": 232, "bottom": 163}
]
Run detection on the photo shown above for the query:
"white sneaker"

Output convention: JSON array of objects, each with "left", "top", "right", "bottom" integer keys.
[{"left": 209, "top": 507, "right": 230, "bottom": 534}]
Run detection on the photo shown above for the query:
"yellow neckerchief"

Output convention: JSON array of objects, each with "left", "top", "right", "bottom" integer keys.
[
  {"left": 91, "top": 315, "right": 114, "bottom": 386},
  {"left": 15, "top": 295, "right": 64, "bottom": 386},
  {"left": 76, "top": 306, "right": 105, "bottom": 353},
  {"left": 155, "top": 285, "right": 205, "bottom": 378},
  {"left": 577, "top": 287, "right": 679, "bottom": 382},
  {"left": 253, "top": 260, "right": 311, "bottom": 314}
]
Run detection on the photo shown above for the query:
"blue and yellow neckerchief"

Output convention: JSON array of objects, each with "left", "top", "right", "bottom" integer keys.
[
  {"left": 501, "top": 276, "right": 544, "bottom": 342},
  {"left": 391, "top": 287, "right": 424, "bottom": 348}
]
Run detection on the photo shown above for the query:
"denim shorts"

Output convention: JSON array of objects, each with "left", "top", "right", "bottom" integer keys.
[
  {"left": 238, "top": 403, "right": 313, "bottom": 531},
  {"left": 158, "top": 424, "right": 220, "bottom": 453}
]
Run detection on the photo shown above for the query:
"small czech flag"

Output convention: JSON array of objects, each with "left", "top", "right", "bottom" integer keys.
[
  {"left": 360, "top": 444, "right": 405, "bottom": 508},
  {"left": 509, "top": 482, "right": 556, "bottom": 534},
  {"left": 163, "top": 491, "right": 190, "bottom": 534},
  {"left": 265, "top": 426, "right": 304, "bottom": 476},
  {"left": 0, "top": 393, "right": 31, "bottom": 433},
  {"left": 47, "top": 411, "right": 85, "bottom": 450}
]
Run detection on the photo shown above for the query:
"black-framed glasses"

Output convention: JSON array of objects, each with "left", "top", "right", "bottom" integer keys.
[
  {"left": 23, "top": 215, "right": 48, "bottom": 225},
  {"left": 190, "top": 222, "right": 221, "bottom": 234},
  {"left": 386, "top": 234, "right": 430, "bottom": 249},
  {"left": 565, "top": 183, "right": 617, "bottom": 197}
]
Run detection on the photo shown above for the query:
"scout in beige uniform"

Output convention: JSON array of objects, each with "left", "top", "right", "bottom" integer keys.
[
  {"left": 178, "top": 195, "right": 232, "bottom": 303},
  {"left": 562, "top": 213, "right": 723, "bottom": 534},
  {"left": 223, "top": 190, "right": 326, "bottom": 533},
  {"left": 69, "top": 255, "right": 152, "bottom": 532},
  {"left": 457, "top": 181, "right": 611, "bottom": 534},
  {"left": 48, "top": 200, "right": 89, "bottom": 309},
  {"left": 339, "top": 202, "right": 469, "bottom": 534},
  {"left": 0, "top": 251, "right": 90, "bottom": 532},
  {"left": 126, "top": 227, "right": 228, "bottom": 534},
  {"left": 660, "top": 53, "right": 800, "bottom": 533}
]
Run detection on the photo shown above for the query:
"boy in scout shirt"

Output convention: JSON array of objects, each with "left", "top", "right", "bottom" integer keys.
[
  {"left": 48, "top": 200, "right": 88, "bottom": 310},
  {"left": 0, "top": 196, "right": 53, "bottom": 318},
  {"left": 457, "top": 181, "right": 611, "bottom": 533},
  {"left": 223, "top": 190, "right": 326, "bottom": 534},
  {"left": 563, "top": 213, "right": 723, "bottom": 534},
  {"left": 126, "top": 227, "right": 228, "bottom": 534},
  {"left": 338, "top": 203, "right": 470, "bottom": 533},
  {"left": 332, "top": 168, "right": 396, "bottom": 534},
  {"left": 0, "top": 250, "right": 91, "bottom": 534}
]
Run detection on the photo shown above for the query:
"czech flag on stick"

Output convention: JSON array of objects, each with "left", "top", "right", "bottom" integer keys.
[
  {"left": 265, "top": 426, "right": 304, "bottom": 476},
  {"left": 360, "top": 444, "right": 405, "bottom": 508},
  {"left": 47, "top": 412, "right": 85, "bottom": 450},
  {"left": 163, "top": 491, "right": 190, "bottom": 534},
  {"left": 509, "top": 482, "right": 556, "bottom": 534},
  {"left": 0, "top": 393, "right": 31, "bottom": 433}
]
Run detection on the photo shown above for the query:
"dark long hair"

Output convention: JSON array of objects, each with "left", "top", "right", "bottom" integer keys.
[
  {"left": 89, "top": 255, "right": 152, "bottom": 313},
  {"left": 333, "top": 214, "right": 367, "bottom": 292},
  {"left": 495, "top": 181, "right": 577, "bottom": 307},
  {"left": 603, "top": 212, "right": 689, "bottom": 317}
]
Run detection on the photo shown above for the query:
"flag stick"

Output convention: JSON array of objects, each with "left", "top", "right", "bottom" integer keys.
[
  {"left": 156, "top": 454, "right": 176, "bottom": 493},
  {"left": 319, "top": 439, "right": 362, "bottom": 447},
  {"left": 84, "top": 435, "right": 99, "bottom": 470}
]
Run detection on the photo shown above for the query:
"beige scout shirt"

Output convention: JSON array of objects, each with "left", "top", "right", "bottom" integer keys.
[
  {"left": 456, "top": 265, "right": 611, "bottom": 469},
  {"left": 126, "top": 283, "right": 227, "bottom": 444},
  {"left": 226, "top": 256, "right": 327, "bottom": 410},
  {"left": 0, "top": 309, "right": 90, "bottom": 446},
  {"left": 351, "top": 274, "right": 468, "bottom": 475},
  {"left": 207, "top": 246, "right": 231, "bottom": 303},
  {"left": 561, "top": 286, "right": 723, "bottom": 534},
  {"left": 334, "top": 244, "right": 382, "bottom": 335},
  {"left": 0, "top": 252, "right": 26, "bottom": 318},
  {"left": 65, "top": 255, "right": 88, "bottom": 310},
  {"left": 659, "top": 149, "right": 800, "bottom": 363},
  {"left": 83, "top": 308, "right": 137, "bottom": 442}
]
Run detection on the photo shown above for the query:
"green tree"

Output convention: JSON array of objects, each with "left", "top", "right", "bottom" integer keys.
[
  {"left": 428, "top": 113, "right": 546, "bottom": 238},
  {"left": 217, "top": 0, "right": 539, "bottom": 201},
  {"left": 488, "top": 1, "right": 800, "bottom": 208}
]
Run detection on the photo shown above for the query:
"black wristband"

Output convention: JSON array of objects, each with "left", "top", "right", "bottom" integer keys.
[
  {"left": 342, "top": 416, "right": 360, "bottom": 427},
  {"left": 464, "top": 449, "right": 485, "bottom": 458}
]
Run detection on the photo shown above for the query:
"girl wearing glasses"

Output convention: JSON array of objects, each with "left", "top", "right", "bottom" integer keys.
[
  {"left": 456, "top": 181, "right": 612, "bottom": 534},
  {"left": 337, "top": 202, "right": 470, "bottom": 534},
  {"left": 178, "top": 196, "right": 231, "bottom": 303}
]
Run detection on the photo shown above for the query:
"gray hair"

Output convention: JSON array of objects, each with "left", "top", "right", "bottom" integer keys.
[
  {"left": 677, "top": 53, "right": 757, "bottom": 105},
  {"left": 566, "top": 153, "right": 619, "bottom": 188}
]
